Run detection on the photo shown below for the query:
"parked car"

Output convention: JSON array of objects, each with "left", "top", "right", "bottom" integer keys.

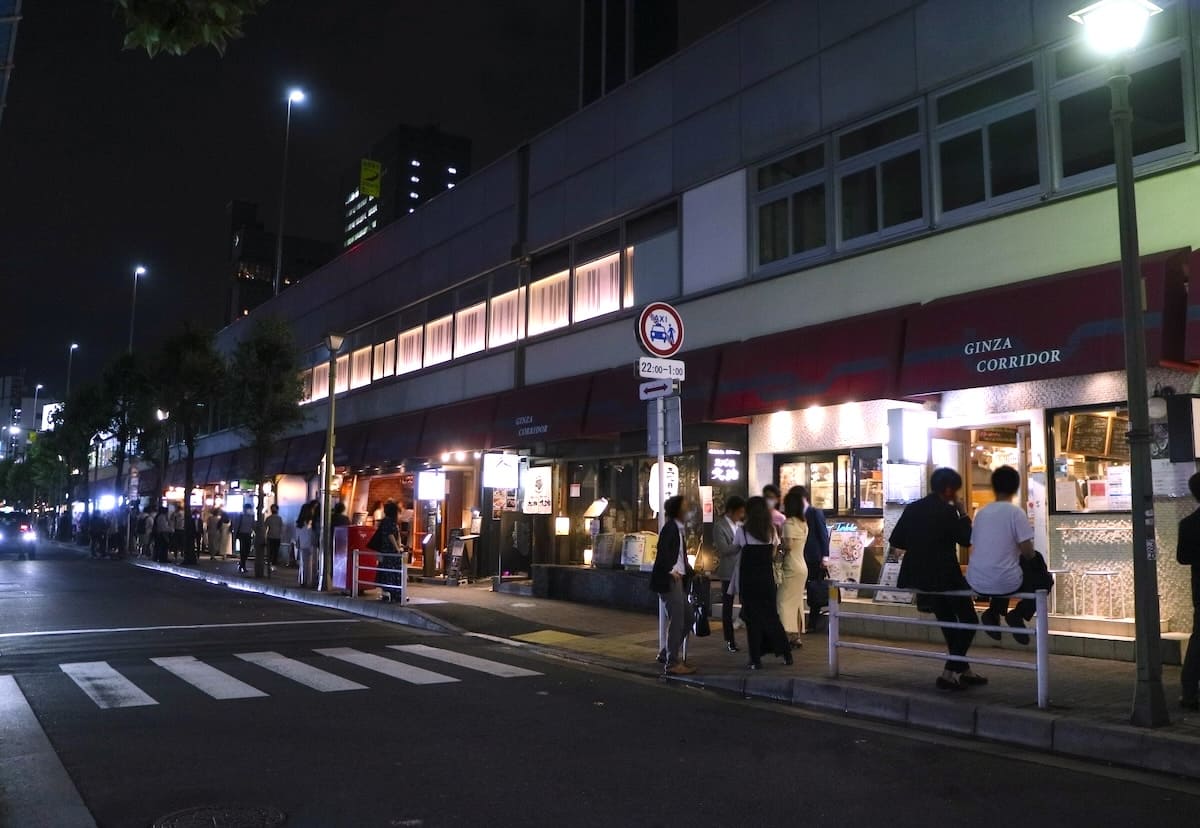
[{"left": 0, "top": 511, "right": 38, "bottom": 559}]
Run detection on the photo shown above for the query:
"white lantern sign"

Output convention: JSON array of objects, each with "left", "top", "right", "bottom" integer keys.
[{"left": 647, "top": 461, "right": 679, "bottom": 516}]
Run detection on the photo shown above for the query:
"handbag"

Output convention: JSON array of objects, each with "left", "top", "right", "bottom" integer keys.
[{"left": 689, "top": 574, "right": 712, "bottom": 637}]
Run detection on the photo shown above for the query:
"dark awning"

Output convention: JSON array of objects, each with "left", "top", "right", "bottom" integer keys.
[
  {"left": 362, "top": 412, "right": 425, "bottom": 468},
  {"left": 582, "top": 347, "right": 719, "bottom": 436},
  {"left": 284, "top": 432, "right": 324, "bottom": 476},
  {"left": 333, "top": 422, "right": 371, "bottom": 468},
  {"left": 417, "top": 398, "right": 496, "bottom": 458},
  {"left": 899, "top": 252, "right": 1187, "bottom": 396},
  {"left": 712, "top": 310, "right": 909, "bottom": 419},
  {"left": 492, "top": 376, "right": 591, "bottom": 448}
]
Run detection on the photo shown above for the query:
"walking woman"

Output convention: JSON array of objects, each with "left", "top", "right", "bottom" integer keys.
[
  {"left": 778, "top": 486, "right": 811, "bottom": 648},
  {"left": 294, "top": 501, "right": 316, "bottom": 587},
  {"left": 374, "top": 501, "right": 404, "bottom": 601},
  {"left": 736, "top": 496, "right": 793, "bottom": 670}
]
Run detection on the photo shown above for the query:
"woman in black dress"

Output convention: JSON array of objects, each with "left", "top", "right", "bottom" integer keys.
[
  {"left": 374, "top": 501, "right": 404, "bottom": 600},
  {"left": 737, "top": 496, "right": 793, "bottom": 670}
]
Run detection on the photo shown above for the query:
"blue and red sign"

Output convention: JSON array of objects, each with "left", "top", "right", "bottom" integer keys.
[{"left": 637, "top": 302, "right": 684, "bottom": 358}]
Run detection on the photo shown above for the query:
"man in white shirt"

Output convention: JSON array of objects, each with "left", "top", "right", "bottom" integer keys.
[
  {"left": 967, "top": 466, "right": 1050, "bottom": 645},
  {"left": 649, "top": 495, "right": 695, "bottom": 675}
]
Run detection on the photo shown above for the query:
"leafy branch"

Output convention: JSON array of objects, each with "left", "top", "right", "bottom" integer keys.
[{"left": 113, "top": 0, "right": 269, "bottom": 57}]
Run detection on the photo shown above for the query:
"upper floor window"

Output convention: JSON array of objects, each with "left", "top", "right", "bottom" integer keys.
[
  {"left": 454, "top": 302, "right": 486, "bottom": 358},
  {"left": 335, "top": 354, "right": 350, "bottom": 394},
  {"left": 424, "top": 315, "right": 453, "bottom": 366},
  {"left": 298, "top": 369, "right": 313, "bottom": 404},
  {"left": 573, "top": 252, "right": 621, "bottom": 322},
  {"left": 350, "top": 346, "right": 372, "bottom": 389},
  {"left": 372, "top": 339, "right": 395, "bottom": 381},
  {"left": 489, "top": 287, "right": 525, "bottom": 348},
  {"left": 754, "top": 143, "right": 827, "bottom": 268},
  {"left": 527, "top": 270, "right": 569, "bottom": 337},
  {"left": 397, "top": 327, "right": 423, "bottom": 375},
  {"left": 311, "top": 362, "right": 329, "bottom": 401},
  {"left": 835, "top": 106, "right": 925, "bottom": 246}
]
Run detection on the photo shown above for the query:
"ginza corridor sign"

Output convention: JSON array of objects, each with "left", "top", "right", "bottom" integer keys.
[{"left": 965, "top": 337, "right": 1063, "bottom": 374}]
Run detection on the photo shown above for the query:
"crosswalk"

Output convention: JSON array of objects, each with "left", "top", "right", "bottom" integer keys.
[{"left": 54, "top": 645, "right": 541, "bottom": 710}]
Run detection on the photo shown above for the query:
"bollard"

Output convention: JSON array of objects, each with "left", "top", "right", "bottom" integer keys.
[
  {"left": 1035, "top": 589, "right": 1050, "bottom": 709},
  {"left": 828, "top": 583, "right": 840, "bottom": 679}
]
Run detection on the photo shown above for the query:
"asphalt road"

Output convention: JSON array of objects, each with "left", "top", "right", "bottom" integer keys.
[{"left": 3, "top": 542, "right": 1200, "bottom": 828}]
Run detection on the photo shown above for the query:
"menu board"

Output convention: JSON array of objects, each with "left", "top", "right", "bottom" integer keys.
[
  {"left": 1107, "top": 427, "right": 1131, "bottom": 461},
  {"left": 1066, "top": 414, "right": 1111, "bottom": 457}
]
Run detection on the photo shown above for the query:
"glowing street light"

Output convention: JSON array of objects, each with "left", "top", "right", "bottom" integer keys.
[
  {"left": 129, "top": 265, "right": 147, "bottom": 353},
  {"left": 273, "top": 87, "right": 307, "bottom": 297}
]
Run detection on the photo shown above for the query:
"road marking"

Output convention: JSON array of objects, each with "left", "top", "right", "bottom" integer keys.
[
  {"left": 60, "top": 662, "right": 158, "bottom": 709},
  {"left": 150, "top": 656, "right": 268, "bottom": 700},
  {"left": 0, "top": 675, "right": 97, "bottom": 827},
  {"left": 0, "top": 618, "right": 360, "bottom": 640},
  {"left": 388, "top": 644, "right": 542, "bottom": 678},
  {"left": 235, "top": 652, "right": 367, "bottom": 692},
  {"left": 315, "top": 648, "right": 459, "bottom": 685}
]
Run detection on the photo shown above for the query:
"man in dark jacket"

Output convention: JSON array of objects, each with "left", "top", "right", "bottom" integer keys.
[
  {"left": 650, "top": 495, "right": 695, "bottom": 675},
  {"left": 793, "top": 486, "right": 830, "bottom": 632},
  {"left": 1177, "top": 472, "right": 1200, "bottom": 710},
  {"left": 890, "top": 467, "right": 985, "bottom": 691}
]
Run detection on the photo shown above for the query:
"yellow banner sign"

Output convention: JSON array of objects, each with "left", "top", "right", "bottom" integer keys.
[{"left": 360, "top": 159, "right": 381, "bottom": 198}]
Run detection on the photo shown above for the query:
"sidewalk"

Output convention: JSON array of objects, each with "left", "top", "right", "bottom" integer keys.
[{"left": 133, "top": 554, "right": 1200, "bottom": 779}]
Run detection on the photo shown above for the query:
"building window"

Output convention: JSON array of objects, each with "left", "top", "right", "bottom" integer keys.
[
  {"left": 527, "top": 270, "right": 569, "bottom": 337},
  {"left": 372, "top": 339, "right": 395, "bottom": 381},
  {"left": 454, "top": 302, "right": 486, "bottom": 358},
  {"left": 397, "top": 327, "right": 423, "bottom": 375},
  {"left": 1048, "top": 405, "right": 1131, "bottom": 514},
  {"left": 573, "top": 252, "right": 621, "bottom": 322},
  {"left": 489, "top": 287, "right": 525, "bottom": 348},
  {"left": 311, "top": 362, "right": 329, "bottom": 401},
  {"left": 934, "top": 61, "right": 1041, "bottom": 216},
  {"left": 350, "top": 346, "right": 372, "bottom": 389},
  {"left": 335, "top": 354, "right": 349, "bottom": 394},
  {"left": 424, "top": 315, "right": 453, "bottom": 366},
  {"left": 753, "top": 143, "right": 828, "bottom": 268},
  {"left": 835, "top": 106, "right": 925, "bottom": 245},
  {"left": 298, "top": 369, "right": 313, "bottom": 404}
]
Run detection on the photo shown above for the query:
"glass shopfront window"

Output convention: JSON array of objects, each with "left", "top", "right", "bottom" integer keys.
[
  {"left": 774, "top": 447, "right": 883, "bottom": 516},
  {"left": 1049, "top": 404, "right": 1131, "bottom": 513}
]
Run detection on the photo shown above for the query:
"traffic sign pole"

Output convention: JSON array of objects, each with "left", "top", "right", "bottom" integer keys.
[{"left": 656, "top": 393, "right": 667, "bottom": 656}]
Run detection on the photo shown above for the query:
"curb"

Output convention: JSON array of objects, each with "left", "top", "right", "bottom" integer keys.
[{"left": 131, "top": 560, "right": 463, "bottom": 635}]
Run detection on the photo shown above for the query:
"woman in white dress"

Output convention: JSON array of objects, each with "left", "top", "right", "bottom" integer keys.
[{"left": 777, "top": 487, "right": 810, "bottom": 647}]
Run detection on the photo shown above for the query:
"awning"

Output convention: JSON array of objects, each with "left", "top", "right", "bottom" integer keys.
[
  {"left": 206, "top": 452, "right": 234, "bottom": 483},
  {"left": 333, "top": 422, "right": 371, "bottom": 468},
  {"left": 417, "top": 398, "right": 496, "bottom": 457},
  {"left": 492, "top": 376, "right": 591, "bottom": 448},
  {"left": 1183, "top": 250, "right": 1200, "bottom": 363},
  {"left": 711, "top": 310, "right": 909, "bottom": 419},
  {"left": 899, "top": 252, "right": 1187, "bottom": 397},
  {"left": 582, "top": 348, "right": 720, "bottom": 436},
  {"left": 362, "top": 411, "right": 425, "bottom": 467},
  {"left": 285, "top": 432, "right": 325, "bottom": 476}
]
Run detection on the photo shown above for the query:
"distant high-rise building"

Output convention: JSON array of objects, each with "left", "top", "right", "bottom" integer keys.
[
  {"left": 341, "top": 124, "right": 472, "bottom": 248},
  {"left": 226, "top": 200, "right": 336, "bottom": 323},
  {"left": 0, "top": 375, "right": 24, "bottom": 460},
  {"left": 579, "top": 0, "right": 678, "bottom": 107},
  {"left": 0, "top": 0, "right": 23, "bottom": 128}
]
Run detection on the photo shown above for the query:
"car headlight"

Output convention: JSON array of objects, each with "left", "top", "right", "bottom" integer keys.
[{"left": 22, "top": 531, "right": 37, "bottom": 542}]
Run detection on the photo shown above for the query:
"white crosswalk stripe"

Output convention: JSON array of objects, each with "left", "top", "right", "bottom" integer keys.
[
  {"left": 150, "top": 656, "right": 268, "bottom": 700},
  {"left": 315, "top": 647, "right": 459, "bottom": 685},
  {"left": 60, "top": 661, "right": 158, "bottom": 709},
  {"left": 388, "top": 644, "right": 542, "bottom": 678},
  {"left": 235, "top": 651, "right": 367, "bottom": 692}
]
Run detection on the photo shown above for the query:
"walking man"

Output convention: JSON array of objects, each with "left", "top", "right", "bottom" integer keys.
[
  {"left": 153, "top": 507, "right": 171, "bottom": 563},
  {"left": 1177, "top": 472, "right": 1200, "bottom": 711},
  {"left": 890, "top": 467, "right": 986, "bottom": 691},
  {"left": 235, "top": 504, "right": 255, "bottom": 574},
  {"left": 649, "top": 495, "right": 695, "bottom": 675},
  {"left": 265, "top": 504, "right": 284, "bottom": 568},
  {"left": 713, "top": 495, "right": 746, "bottom": 653}
]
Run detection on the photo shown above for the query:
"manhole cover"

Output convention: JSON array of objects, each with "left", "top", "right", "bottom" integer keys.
[{"left": 154, "top": 805, "right": 285, "bottom": 828}]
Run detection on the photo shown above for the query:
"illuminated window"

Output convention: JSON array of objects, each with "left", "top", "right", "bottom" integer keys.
[
  {"left": 372, "top": 339, "right": 396, "bottom": 380},
  {"left": 527, "top": 270, "right": 569, "bottom": 337},
  {"left": 397, "top": 327, "right": 423, "bottom": 374},
  {"left": 573, "top": 252, "right": 621, "bottom": 322},
  {"left": 335, "top": 354, "right": 349, "bottom": 394},
  {"left": 1049, "top": 405, "right": 1131, "bottom": 514},
  {"left": 311, "top": 362, "right": 329, "bottom": 401},
  {"left": 350, "top": 346, "right": 372, "bottom": 389},
  {"left": 488, "top": 287, "right": 525, "bottom": 347},
  {"left": 424, "top": 315, "right": 453, "bottom": 366},
  {"left": 298, "top": 369, "right": 313, "bottom": 404},
  {"left": 454, "top": 302, "right": 486, "bottom": 358}
]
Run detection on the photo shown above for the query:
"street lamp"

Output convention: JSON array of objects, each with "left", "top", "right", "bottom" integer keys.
[
  {"left": 318, "top": 332, "right": 344, "bottom": 591},
  {"left": 273, "top": 88, "right": 306, "bottom": 297},
  {"left": 65, "top": 343, "right": 79, "bottom": 400},
  {"left": 32, "top": 384, "right": 43, "bottom": 431},
  {"left": 128, "top": 266, "right": 146, "bottom": 353},
  {"left": 1070, "top": 0, "right": 1168, "bottom": 728},
  {"left": 156, "top": 409, "right": 170, "bottom": 515}
]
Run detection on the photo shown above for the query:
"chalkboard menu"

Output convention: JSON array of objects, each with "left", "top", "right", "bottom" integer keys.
[{"left": 1066, "top": 414, "right": 1112, "bottom": 457}]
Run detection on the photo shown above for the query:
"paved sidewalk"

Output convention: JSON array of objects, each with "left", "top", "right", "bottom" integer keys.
[{"left": 130, "top": 554, "right": 1200, "bottom": 779}]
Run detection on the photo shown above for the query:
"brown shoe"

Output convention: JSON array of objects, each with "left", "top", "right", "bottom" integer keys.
[{"left": 665, "top": 663, "right": 696, "bottom": 676}]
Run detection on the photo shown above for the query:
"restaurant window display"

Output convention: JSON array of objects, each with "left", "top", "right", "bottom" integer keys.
[
  {"left": 1049, "top": 404, "right": 1131, "bottom": 514},
  {"left": 773, "top": 447, "right": 884, "bottom": 516}
]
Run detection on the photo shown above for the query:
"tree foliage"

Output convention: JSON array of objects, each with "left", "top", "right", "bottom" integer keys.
[{"left": 114, "top": 0, "right": 269, "bottom": 57}]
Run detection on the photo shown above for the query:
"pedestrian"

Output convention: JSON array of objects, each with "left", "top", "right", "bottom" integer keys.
[
  {"left": 1175, "top": 472, "right": 1200, "bottom": 711},
  {"left": 763, "top": 484, "right": 786, "bottom": 531},
  {"left": 234, "top": 504, "right": 255, "bottom": 574},
  {"left": 153, "top": 507, "right": 171, "bottom": 563},
  {"left": 206, "top": 507, "right": 224, "bottom": 560},
  {"left": 794, "top": 485, "right": 831, "bottom": 633},
  {"left": 736, "top": 496, "right": 792, "bottom": 670},
  {"left": 968, "top": 466, "right": 1052, "bottom": 646},
  {"left": 778, "top": 487, "right": 811, "bottom": 648},
  {"left": 649, "top": 495, "right": 695, "bottom": 676},
  {"left": 138, "top": 508, "right": 154, "bottom": 557},
  {"left": 171, "top": 505, "right": 186, "bottom": 561},
  {"left": 265, "top": 504, "right": 284, "bottom": 567},
  {"left": 331, "top": 502, "right": 350, "bottom": 528},
  {"left": 372, "top": 501, "right": 404, "bottom": 600},
  {"left": 713, "top": 495, "right": 746, "bottom": 653},
  {"left": 295, "top": 502, "right": 316, "bottom": 586},
  {"left": 891, "top": 467, "right": 985, "bottom": 691}
]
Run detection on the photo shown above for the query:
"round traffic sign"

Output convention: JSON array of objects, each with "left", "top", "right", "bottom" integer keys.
[{"left": 636, "top": 302, "right": 684, "bottom": 358}]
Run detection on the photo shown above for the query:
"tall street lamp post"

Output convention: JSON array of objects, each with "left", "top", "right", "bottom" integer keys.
[
  {"left": 128, "top": 266, "right": 146, "bottom": 353},
  {"left": 65, "top": 343, "right": 78, "bottom": 400},
  {"left": 319, "top": 332, "right": 344, "bottom": 591},
  {"left": 1070, "top": 0, "right": 1169, "bottom": 727},
  {"left": 273, "top": 88, "right": 306, "bottom": 297},
  {"left": 32, "top": 383, "right": 43, "bottom": 429}
]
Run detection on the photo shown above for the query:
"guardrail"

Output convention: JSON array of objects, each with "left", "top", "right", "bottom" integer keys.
[
  {"left": 827, "top": 582, "right": 1050, "bottom": 709},
  {"left": 350, "top": 549, "right": 408, "bottom": 602}
]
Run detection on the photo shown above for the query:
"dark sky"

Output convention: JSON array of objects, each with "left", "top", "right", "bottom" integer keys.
[{"left": 0, "top": 0, "right": 758, "bottom": 402}]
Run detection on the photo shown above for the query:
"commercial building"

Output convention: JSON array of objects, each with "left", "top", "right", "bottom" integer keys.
[
  {"left": 0, "top": 0, "right": 21, "bottom": 128},
  {"left": 341, "top": 125, "right": 471, "bottom": 249},
  {"left": 192, "top": 0, "right": 1200, "bottom": 659}
]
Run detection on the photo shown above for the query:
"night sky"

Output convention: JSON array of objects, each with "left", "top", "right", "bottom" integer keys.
[{"left": 0, "top": 1, "right": 757, "bottom": 402}]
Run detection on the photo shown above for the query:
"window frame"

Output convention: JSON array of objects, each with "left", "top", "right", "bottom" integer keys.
[
  {"left": 372, "top": 339, "right": 396, "bottom": 381},
  {"left": 423, "top": 314, "right": 454, "bottom": 367},
  {"left": 750, "top": 138, "right": 832, "bottom": 273},
  {"left": 526, "top": 269, "right": 570, "bottom": 338},
  {"left": 488, "top": 285, "right": 526, "bottom": 350},
  {"left": 349, "top": 346, "right": 373, "bottom": 390},
  {"left": 397, "top": 326, "right": 424, "bottom": 375},
  {"left": 334, "top": 354, "right": 350, "bottom": 395},
  {"left": 572, "top": 250, "right": 623, "bottom": 323},
  {"left": 1046, "top": 402, "right": 1133, "bottom": 516},
  {"left": 454, "top": 301, "right": 487, "bottom": 358}
]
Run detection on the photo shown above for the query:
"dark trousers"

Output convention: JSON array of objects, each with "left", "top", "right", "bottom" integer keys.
[
  {"left": 926, "top": 594, "right": 977, "bottom": 673},
  {"left": 237, "top": 533, "right": 253, "bottom": 566},
  {"left": 1183, "top": 608, "right": 1200, "bottom": 702},
  {"left": 983, "top": 559, "right": 1055, "bottom": 621},
  {"left": 154, "top": 533, "right": 169, "bottom": 563},
  {"left": 721, "top": 580, "right": 736, "bottom": 644},
  {"left": 661, "top": 578, "right": 690, "bottom": 666},
  {"left": 172, "top": 530, "right": 185, "bottom": 557}
]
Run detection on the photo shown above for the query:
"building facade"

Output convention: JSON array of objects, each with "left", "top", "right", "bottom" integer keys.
[
  {"left": 189, "top": 0, "right": 1200, "bottom": 654},
  {"left": 0, "top": 0, "right": 21, "bottom": 128}
]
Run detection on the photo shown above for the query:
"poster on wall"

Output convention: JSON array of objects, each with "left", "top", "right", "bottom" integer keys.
[
  {"left": 1105, "top": 465, "right": 1131, "bottom": 511},
  {"left": 482, "top": 453, "right": 521, "bottom": 489},
  {"left": 523, "top": 467, "right": 553, "bottom": 514},
  {"left": 698, "top": 486, "right": 714, "bottom": 523},
  {"left": 491, "top": 488, "right": 518, "bottom": 520},
  {"left": 827, "top": 525, "right": 867, "bottom": 599}
]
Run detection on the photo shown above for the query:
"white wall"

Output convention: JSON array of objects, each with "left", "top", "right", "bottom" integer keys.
[{"left": 681, "top": 170, "right": 748, "bottom": 295}]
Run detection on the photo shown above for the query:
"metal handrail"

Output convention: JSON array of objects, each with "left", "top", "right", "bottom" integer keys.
[
  {"left": 350, "top": 548, "right": 407, "bottom": 601},
  {"left": 826, "top": 581, "right": 1051, "bottom": 709}
]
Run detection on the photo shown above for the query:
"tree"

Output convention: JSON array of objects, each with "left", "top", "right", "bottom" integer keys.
[
  {"left": 114, "top": 0, "right": 269, "bottom": 57},
  {"left": 100, "top": 354, "right": 154, "bottom": 514},
  {"left": 227, "top": 317, "right": 306, "bottom": 576},
  {"left": 154, "top": 325, "right": 226, "bottom": 564},
  {"left": 55, "top": 385, "right": 112, "bottom": 524}
]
